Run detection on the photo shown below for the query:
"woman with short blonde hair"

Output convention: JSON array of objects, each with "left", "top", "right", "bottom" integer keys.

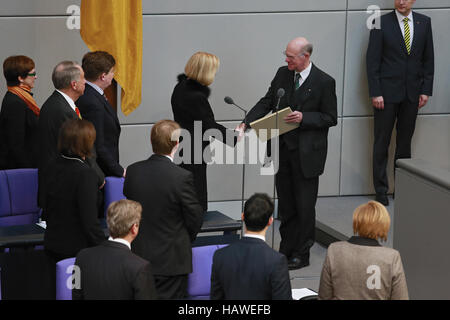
[
  {"left": 184, "top": 52, "right": 220, "bottom": 86},
  {"left": 171, "top": 51, "right": 236, "bottom": 211},
  {"left": 318, "top": 201, "right": 408, "bottom": 300}
]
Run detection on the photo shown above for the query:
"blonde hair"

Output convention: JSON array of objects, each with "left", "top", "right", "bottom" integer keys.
[
  {"left": 184, "top": 52, "right": 219, "bottom": 86},
  {"left": 150, "top": 119, "right": 181, "bottom": 155},
  {"left": 353, "top": 201, "right": 391, "bottom": 241},
  {"left": 107, "top": 199, "right": 142, "bottom": 238}
]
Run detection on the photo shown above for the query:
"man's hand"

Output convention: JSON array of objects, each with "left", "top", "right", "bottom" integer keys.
[
  {"left": 372, "top": 96, "right": 384, "bottom": 110},
  {"left": 284, "top": 111, "right": 303, "bottom": 123},
  {"left": 123, "top": 168, "right": 126, "bottom": 178},
  {"left": 418, "top": 95, "right": 429, "bottom": 109},
  {"left": 235, "top": 123, "right": 246, "bottom": 142},
  {"left": 100, "top": 180, "right": 106, "bottom": 189}
]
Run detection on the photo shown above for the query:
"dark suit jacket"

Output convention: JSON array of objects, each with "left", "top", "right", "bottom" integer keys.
[
  {"left": 37, "top": 90, "right": 105, "bottom": 209},
  {"left": 211, "top": 237, "right": 292, "bottom": 300},
  {"left": 245, "top": 64, "right": 338, "bottom": 178},
  {"left": 77, "top": 83, "right": 124, "bottom": 177},
  {"left": 366, "top": 10, "right": 434, "bottom": 103},
  {"left": 0, "top": 91, "right": 39, "bottom": 169},
  {"left": 42, "top": 156, "right": 106, "bottom": 257},
  {"left": 123, "top": 154, "right": 204, "bottom": 276},
  {"left": 73, "top": 240, "right": 157, "bottom": 300}
]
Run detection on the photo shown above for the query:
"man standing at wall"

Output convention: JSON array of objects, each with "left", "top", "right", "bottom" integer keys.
[{"left": 367, "top": 0, "right": 434, "bottom": 205}]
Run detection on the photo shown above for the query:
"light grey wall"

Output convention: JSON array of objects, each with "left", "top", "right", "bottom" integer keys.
[{"left": 0, "top": 0, "right": 449, "bottom": 201}]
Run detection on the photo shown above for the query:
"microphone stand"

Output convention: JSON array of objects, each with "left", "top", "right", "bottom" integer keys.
[{"left": 271, "top": 90, "right": 283, "bottom": 249}]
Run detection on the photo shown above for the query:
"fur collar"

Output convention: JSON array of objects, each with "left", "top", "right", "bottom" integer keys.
[{"left": 177, "top": 73, "right": 211, "bottom": 97}]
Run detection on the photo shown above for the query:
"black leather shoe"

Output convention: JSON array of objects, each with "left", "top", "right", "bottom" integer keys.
[
  {"left": 375, "top": 193, "right": 389, "bottom": 206},
  {"left": 288, "top": 257, "right": 310, "bottom": 270}
]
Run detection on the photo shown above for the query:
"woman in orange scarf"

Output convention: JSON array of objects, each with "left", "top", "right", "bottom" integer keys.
[{"left": 0, "top": 55, "right": 40, "bottom": 169}]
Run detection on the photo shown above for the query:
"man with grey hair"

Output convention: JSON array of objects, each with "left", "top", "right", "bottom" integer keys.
[
  {"left": 37, "top": 61, "right": 104, "bottom": 215},
  {"left": 73, "top": 199, "right": 157, "bottom": 300}
]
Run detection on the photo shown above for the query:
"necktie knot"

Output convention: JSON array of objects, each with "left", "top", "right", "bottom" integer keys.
[{"left": 403, "top": 17, "right": 409, "bottom": 23}]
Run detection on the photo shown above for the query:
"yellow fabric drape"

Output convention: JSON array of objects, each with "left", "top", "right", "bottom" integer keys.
[{"left": 80, "top": 0, "right": 143, "bottom": 116}]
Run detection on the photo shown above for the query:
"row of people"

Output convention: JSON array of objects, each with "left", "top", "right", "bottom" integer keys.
[{"left": 43, "top": 118, "right": 408, "bottom": 299}]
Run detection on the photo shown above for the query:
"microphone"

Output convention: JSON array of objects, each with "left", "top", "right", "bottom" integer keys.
[
  {"left": 275, "top": 88, "right": 285, "bottom": 111},
  {"left": 224, "top": 96, "right": 247, "bottom": 113}
]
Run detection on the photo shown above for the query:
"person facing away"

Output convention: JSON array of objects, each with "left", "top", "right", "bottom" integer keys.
[
  {"left": 211, "top": 193, "right": 292, "bottom": 300},
  {"left": 0, "top": 55, "right": 39, "bottom": 169},
  {"left": 318, "top": 200, "right": 409, "bottom": 300},
  {"left": 366, "top": 0, "right": 434, "bottom": 206},
  {"left": 42, "top": 119, "right": 106, "bottom": 262},
  {"left": 73, "top": 199, "right": 157, "bottom": 300},
  {"left": 124, "top": 119, "right": 204, "bottom": 299},
  {"left": 77, "top": 51, "right": 125, "bottom": 178}
]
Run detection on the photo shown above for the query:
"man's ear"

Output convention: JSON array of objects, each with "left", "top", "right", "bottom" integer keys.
[{"left": 267, "top": 217, "right": 273, "bottom": 227}]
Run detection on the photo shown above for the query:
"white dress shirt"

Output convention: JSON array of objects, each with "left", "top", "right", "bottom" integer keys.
[
  {"left": 295, "top": 62, "right": 312, "bottom": 88},
  {"left": 108, "top": 236, "right": 131, "bottom": 250},
  {"left": 395, "top": 10, "right": 414, "bottom": 49},
  {"left": 86, "top": 81, "right": 104, "bottom": 96},
  {"left": 56, "top": 89, "right": 77, "bottom": 113},
  {"left": 244, "top": 233, "right": 266, "bottom": 242}
]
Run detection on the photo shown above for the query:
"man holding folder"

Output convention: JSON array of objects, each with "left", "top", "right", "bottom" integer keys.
[{"left": 237, "top": 37, "right": 337, "bottom": 270}]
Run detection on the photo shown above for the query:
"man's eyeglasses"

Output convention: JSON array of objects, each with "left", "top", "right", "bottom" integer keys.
[
  {"left": 283, "top": 51, "right": 305, "bottom": 60},
  {"left": 27, "top": 72, "right": 37, "bottom": 77}
]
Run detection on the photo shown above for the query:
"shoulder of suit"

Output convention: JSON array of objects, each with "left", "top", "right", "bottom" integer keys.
[
  {"left": 312, "top": 65, "right": 335, "bottom": 83},
  {"left": 413, "top": 11, "right": 431, "bottom": 22}
]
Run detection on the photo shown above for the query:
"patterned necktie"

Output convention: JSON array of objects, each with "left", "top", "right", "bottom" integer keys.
[
  {"left": 294, "top": 73, "right": 301, "bottom": 90},
  {"left": 403, "top": 17, "right": 411, "bottom": 55},
  {"left": 75, "top": 107, "right": 82, "bottom": 119}
]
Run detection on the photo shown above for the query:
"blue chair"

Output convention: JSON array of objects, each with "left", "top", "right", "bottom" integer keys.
[
  {"left": 103, "top": 177, "right": 126, "bottom": 216},
  {"left": 55, "top": 257, "right": 76, "bottom": 300},
  {"left": 0, "top": 169, "right": 41, "bottom": 227},
  {"left": 187, "top": 244, "right": 228, "bottom": 299}
]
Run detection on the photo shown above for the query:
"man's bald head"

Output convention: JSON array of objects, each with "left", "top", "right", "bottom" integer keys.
[{"left": 284, "top": 37, "right": 313, "bottom": 72}]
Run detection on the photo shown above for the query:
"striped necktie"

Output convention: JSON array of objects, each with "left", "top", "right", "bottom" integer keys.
[
  {"left": 294, "top": 73, "right": 301, "bottom": 90},
  {"left": 403, "top": 17, "right": 411, "bottom": 55}
]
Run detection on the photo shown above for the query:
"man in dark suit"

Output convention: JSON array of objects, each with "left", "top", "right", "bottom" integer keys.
[
  {"left": 77, "top": 51, "right": 125, "bottom": 177},
  {"left": 73, "top": 199, "right": 157, "bottom": 300},
  {"left": 37, "top": 61, "right": 105, "bottom": 214},
  {"left": 366, "top": 0, "right": 434, "bottom": 206},
  {"left": 237, "top": 37, "right": 337, "bottom": 270},
  {"left": 211, "top": 193, "right": 292, "bottom": 300},
  {"left": 124, "top": 119, "right": 204, "bottom": 299}
]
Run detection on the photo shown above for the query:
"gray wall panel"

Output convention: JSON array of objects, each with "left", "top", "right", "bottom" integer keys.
[
  {"left": 119, "top": 12, "right": 346, "bottom": 125},
  {"left": 340, "top": 117, "right": 396, "bottom": 195},
  {"left": 142, "top": 0, "right": 346, "bottom": 14},
  {"left": 348, "top": 0, "right": 450, "bottom": 10},
  {"left": 0, "top": 17, "right": 88, "bottom": 106},
  {"left": 343, "top": 9, "right": 450, "bottom": 116},
  {"left": 0, "top": 0, "right": 80, "bottom": 16}
]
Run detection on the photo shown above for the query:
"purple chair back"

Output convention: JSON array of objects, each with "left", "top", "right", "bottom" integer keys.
[
  {"left": 0, "top": 169, "right": 40, "bottom": 226},
  {"left": 104, "top": 177, "right": 126, "bottom": 216},
  {"left": 56, "top": 257, "right": 76, "bottom": 300},
  {"left": 188, "top": 244, "right": 228, "bottom": 299}
]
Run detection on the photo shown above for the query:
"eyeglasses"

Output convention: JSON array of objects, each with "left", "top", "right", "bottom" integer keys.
[
  {"left": 283, "top": 51, "right": 305, "bottom": 60},
  {"left": 27, "top": 72, "right": 37, "bottom": 77}
]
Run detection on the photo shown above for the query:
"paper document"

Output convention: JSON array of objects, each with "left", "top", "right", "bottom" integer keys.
[
  {"left": 291, "top": 288, "right": 318, "bottom": 300},
  {"left": 250, "top": 107, "right": 299, "bottom": 141}
]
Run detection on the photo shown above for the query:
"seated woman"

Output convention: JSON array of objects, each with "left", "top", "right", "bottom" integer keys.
[
  {"left": 318, "top": 201, "right": 409, "bottom": 300},
  {"left": 43, "top": 119, "right": 106, "bottom": 261},
  {"left": 0, "top": 55, "right": 39, "bottom": 169}
]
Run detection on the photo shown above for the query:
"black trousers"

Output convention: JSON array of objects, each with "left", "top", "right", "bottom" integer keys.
[
  {"left": 154, "top": 274, "right": 188, "bottom": 300},
  {"left": 276, "top": 141, "right": 318, "bottom": 260},
  {"left": 180, "top": 162, "right": 208, "bottom": 212},
  {"left": 373, "top": 100, "right": 418, "bottom": 194}
]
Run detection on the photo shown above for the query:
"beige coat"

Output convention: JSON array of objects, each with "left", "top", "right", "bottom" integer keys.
[{"left": 318, "top": 237, "right": 409, "bottom": 300}]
